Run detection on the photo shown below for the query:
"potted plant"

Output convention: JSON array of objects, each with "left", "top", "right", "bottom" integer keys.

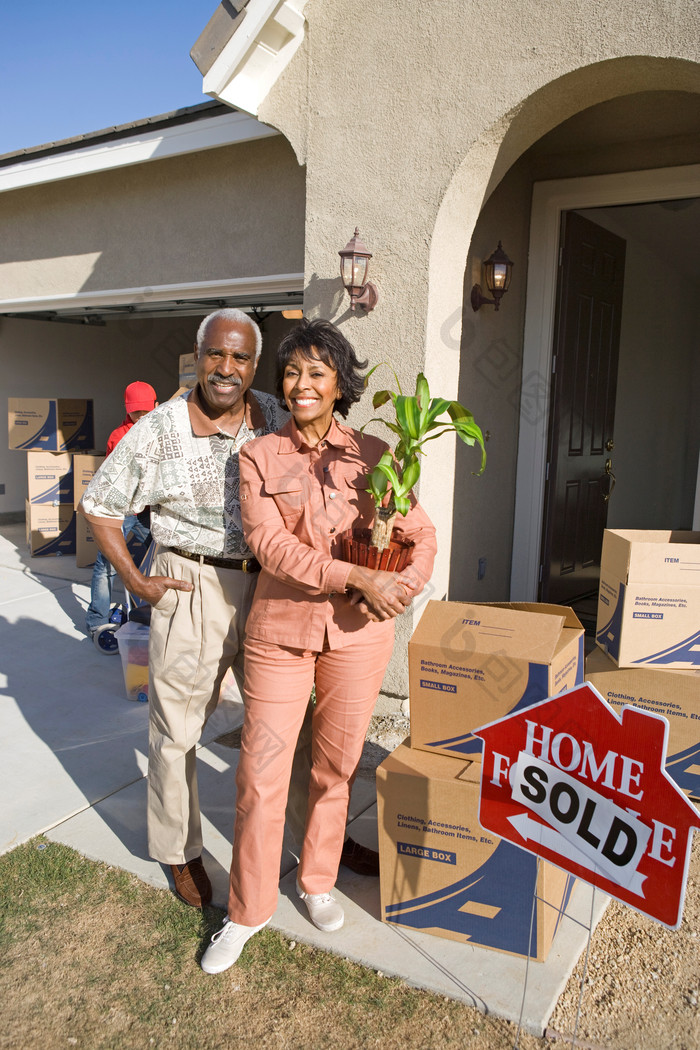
[{"left": 341, "top": 367, "right": 486, "bottom": 570}]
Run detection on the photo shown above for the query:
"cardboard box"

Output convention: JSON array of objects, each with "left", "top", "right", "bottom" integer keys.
[
  {"left": 596, "top": 529, "right": 700, "bottom": 670},
  {"left": 26, "top": 451, "right": 74, "bottom": 504},
  {"left": 76, "top": 514, "right": 98, "bottom": 568},
  {"left": 9, "top": 398, "right": 94, "bottom": 452},
  {"left": 178, "top": 353, "right": 197, "bottom": 389},
  {"left": 116, "top": 621, "right": 149, "bottom": 702},
  {"left": 408, "top": 601, "right": 584, "bottom": 760},
  {"left": 73, "top": 453, "right": 106, "bottom": 509},
  {"left": 25, "top": 500, "right": 76, "bottom": 556},
  {"left": 376, "top": 742, "right": 576, "bottom": 960},
  {"left": 585, "top": 647, "right": 700, "bottom": 801}
]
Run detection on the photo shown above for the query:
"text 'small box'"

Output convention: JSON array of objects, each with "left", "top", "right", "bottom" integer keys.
[
  {"left": 586, "top": 646, "right": 700, "bottom": 801},
  {"left": 9, "top": 398, "right": 94, "bottom": 452},
  {"left": 596, "top": 529, "right": 700, "bottom": 671},
  {"left": 408, "top": 601, "right": 584, "bottom": 760},
  {"left": 376, "top": 742, "right": 575, "bottom": 960}
]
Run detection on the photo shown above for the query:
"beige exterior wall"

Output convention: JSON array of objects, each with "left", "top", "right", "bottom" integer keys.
[
  {"left": 249, "top": 0, "right": 700, "bottom": 696},
  {"left": 0, "top": 135, "right": 305, "bottom": 299}
]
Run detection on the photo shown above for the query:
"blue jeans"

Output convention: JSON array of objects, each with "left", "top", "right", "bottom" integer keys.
[{"left": 85, "top": 515, "right": 150, "bottom": 634}]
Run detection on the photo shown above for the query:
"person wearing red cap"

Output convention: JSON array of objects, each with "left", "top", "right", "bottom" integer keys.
[{"left": 86, "top": 382, "right": 159, "bottom": 652}]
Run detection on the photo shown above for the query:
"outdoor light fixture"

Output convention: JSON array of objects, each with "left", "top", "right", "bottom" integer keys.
[
  {"left": 282, "top": 309, "right": 304, "bottom": 319},
  {"left": 339, "top": 228, "right": 379, "bottom": 311},
  {"left": 471, "top": 241, "right": 514, "bottom": 312}
]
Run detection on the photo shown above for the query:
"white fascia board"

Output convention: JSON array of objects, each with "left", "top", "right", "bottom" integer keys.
[
  {"left": 0, "top": 274, "right": 304, "bottom": 314},
  {"left": 203, "top": 0, "right": 307, "bottom": 117},
  {"left": 0, "top": 111, "right": 278, "bottom": 193}
]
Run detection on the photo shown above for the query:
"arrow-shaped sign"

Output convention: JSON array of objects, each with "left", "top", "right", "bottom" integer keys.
[{"left": 507, "top": 811, "right": 647, "bottom": 896}]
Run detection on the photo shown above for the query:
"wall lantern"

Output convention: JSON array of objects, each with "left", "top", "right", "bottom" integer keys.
[
  {"left": 339, "top": 228, "right": 379, "bottom": 311},
  {"left": 471, "top": 241, "right": 514, "bottom": 312}
]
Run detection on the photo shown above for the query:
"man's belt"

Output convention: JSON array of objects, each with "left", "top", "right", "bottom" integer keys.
[{"left": 168, "top": 546, "right": 260, "bottom": 573}]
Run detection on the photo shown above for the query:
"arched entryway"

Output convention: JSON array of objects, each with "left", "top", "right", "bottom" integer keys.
[{"left": 429, "top": 74, "right": 700, "bottom": 612}]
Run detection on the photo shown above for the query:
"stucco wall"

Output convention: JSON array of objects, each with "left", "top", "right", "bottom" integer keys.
[
  {"left": 0, "top": 135, "right": 305, "bottom": 299},
  {"left": 254, "top": 0, "right": 700, "bottom": 696}
]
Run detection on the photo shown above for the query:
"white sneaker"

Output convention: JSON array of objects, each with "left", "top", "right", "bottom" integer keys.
[
  {"left": 296, "top": 880, "right": 344, "bottom": 932},
  {"left": 200, "top": 917, "right": 269, "bottom": 974}
]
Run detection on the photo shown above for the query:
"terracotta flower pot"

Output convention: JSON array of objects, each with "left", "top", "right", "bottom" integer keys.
[{"left": 341, "top": 528, "right": 414, "bottom": 571}]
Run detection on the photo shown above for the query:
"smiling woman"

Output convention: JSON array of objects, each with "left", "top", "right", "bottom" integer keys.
[
  {"left": 200, "top": 317, "right": 438, "bottom": 975},
  {"left": 282, "top": 354, "right": 340, "bottom": 445}
]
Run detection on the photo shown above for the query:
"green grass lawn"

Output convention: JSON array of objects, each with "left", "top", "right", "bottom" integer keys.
[{"left": 0, "top": 837, "right": 545, "bottom": 1050}]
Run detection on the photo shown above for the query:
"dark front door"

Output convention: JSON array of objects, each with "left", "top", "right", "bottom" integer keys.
[{"left": 539, "top": 210, "right": 626, "bottom": 606}]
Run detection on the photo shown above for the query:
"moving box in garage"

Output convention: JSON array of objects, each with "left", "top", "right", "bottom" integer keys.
[
  {"left": 596, "top": 529, "right": 700, "bottom": 670},
  {"left": 9, "top": 398, "right": 94, "bottom": 452},
  {"left": 73, "top": 453, "right": 106, "bottom": 509},
  {"left": 178, "top": 353, "right": 197, "bottom": 389},
  {"left": 26, "top": 451, "right": 74, "bottom": 504},
  {"left": 25, "top": 500, "right": 76, "bottom": 556},
  {"left": 408, "top": 601, "right": 584, "bottom": 760},
  {"left": 76, "top": 514, "right": 98, "bottom": 568},
  {"left": 585, "top": 646, "right": 700, "bottom": 801},
  {"left": 376, "top": 741, "right": 575, "bottom": 960}
]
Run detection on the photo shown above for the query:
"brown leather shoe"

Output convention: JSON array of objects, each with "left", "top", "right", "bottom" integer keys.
[
  {"left": 339, "top": 837, "right": 380, "bottom": 877},
  {"left": 170, "top": 857, "right": 212, "bottom": 907}
]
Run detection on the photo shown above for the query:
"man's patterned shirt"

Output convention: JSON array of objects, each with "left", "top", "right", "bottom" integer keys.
[{"left": 81, "top": 389, "right": 288, "bottom": 559}]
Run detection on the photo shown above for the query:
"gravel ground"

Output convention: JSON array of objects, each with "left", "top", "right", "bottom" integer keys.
[{"left": 365, "top": 712, "right": 700, "bottom": 1050}]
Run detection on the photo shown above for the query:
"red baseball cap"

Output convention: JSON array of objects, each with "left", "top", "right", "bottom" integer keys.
[{"left": 124, "top": 381, "right": 157, "bottom": 412}]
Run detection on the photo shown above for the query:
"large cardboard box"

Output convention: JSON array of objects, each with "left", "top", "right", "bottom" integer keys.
[
  {"left": 376, "top": 742, "right": 576, "bottom": 960},
  {"left": 25, "top": 500, "right": 76, "bottom": 556},
  {"left": 585, "top": 646, "right": 700, "bottom": 801},
  {"left": 76, "top": 514, "right": 98, "bottom": 568},
  {"left": 178, "top": 353, "right": 197, "bottom": 389},
  {"left": 26, "top": 451, "right": 74, "bottom": 504},
  {"left": 9, "top": 398, "right": 94, "bottom": 452},
  {"left": 596, "top": 529, "right": 700, "bottom": 670},
  {"left": 73, "top": 453, "right": 106, "bottom": 509},
  {"left": 408, "top": 601, "right": 584, "bottom": 760}
]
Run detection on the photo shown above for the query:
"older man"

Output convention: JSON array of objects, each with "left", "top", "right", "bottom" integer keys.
[{"left": 80, "top": 309, "right": 289, "bottom": 907}]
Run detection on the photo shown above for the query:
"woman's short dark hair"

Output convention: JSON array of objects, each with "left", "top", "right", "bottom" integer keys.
[{"left": 276, "top": 318, "right": 368, "bottom": 418}]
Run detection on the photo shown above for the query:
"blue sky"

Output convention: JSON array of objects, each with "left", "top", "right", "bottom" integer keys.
[{"left": 0, "top": 1, "right": 219, "bottom": 156}]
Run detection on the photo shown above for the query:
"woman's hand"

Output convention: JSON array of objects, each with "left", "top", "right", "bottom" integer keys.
[{"left": 345, "top": 565, "right": 414, "bottom": 621}]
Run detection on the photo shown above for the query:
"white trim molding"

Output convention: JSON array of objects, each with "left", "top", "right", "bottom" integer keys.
[
  {"left": 203, "top": 0, "right": 308, "bottom": 117},
  {"left": 0, "top": 111, "right": 278, "bottom": 193},
  {"left": 0, "top": 274, "right": 305, "bottom": 315},
  {"left": 510, "top": 163, "right": 700, "bottom": 601}
]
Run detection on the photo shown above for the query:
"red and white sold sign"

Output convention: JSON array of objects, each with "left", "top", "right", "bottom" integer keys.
[{"left": 473, "top": 682, "right": 700, "bottom": 928}]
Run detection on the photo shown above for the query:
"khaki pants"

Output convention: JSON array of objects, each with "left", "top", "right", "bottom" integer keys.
[
  {"left": 228, "top": 625, "right": 395, "bottom": 926},
  {"left": 147, "top": 549, "right": 257, "bottom": 864}
]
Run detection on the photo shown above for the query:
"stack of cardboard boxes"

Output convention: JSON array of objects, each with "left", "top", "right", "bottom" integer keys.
[
  {"left": 377, "top": 600, "right": 585, "bottom": 961},
  {"left": 9, "top": 397, "right": 97, "bottom": 559},
  {"left": 588, "top": 529, "right": 700, "bottom": 803}
]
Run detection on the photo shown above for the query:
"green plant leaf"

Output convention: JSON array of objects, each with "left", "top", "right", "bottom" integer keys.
[
  {"left": 415, "top": 373, "right": 431, "bottom": 430},
  {"left": 372, "top": 389, "right": 394, "bottom": 409},
  {"left": 360, "top": 417, "right": 404, "bottom": 438},
  {"left": 401, "top": 455, "right": 421, "bottom": 493},
  {"left": 394, "top": 493, "right": 411, "bottom": 516},
  {"left": 394, "top": 396, "right": 422, "bottom": 440},
  {"left": 423, "top": 397, "right": 453, "bottom": 429}
]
